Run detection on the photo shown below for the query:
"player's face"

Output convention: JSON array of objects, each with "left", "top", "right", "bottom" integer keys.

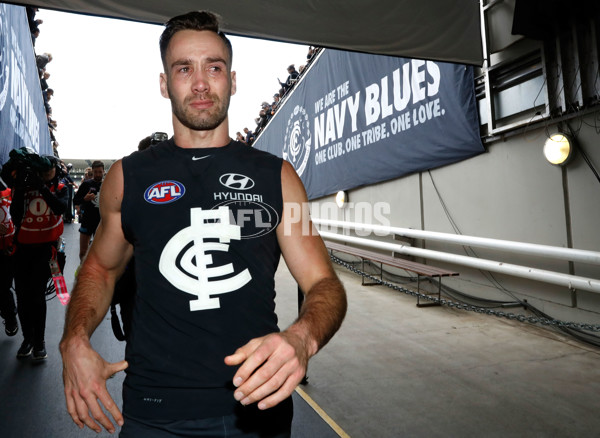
[{"left": 160, "top": 30, "right": 236, "bottom": 132}]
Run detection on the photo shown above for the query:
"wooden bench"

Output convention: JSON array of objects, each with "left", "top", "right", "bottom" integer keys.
[{"left": 324, "top": 240, "right": 459, "bottom": 307}]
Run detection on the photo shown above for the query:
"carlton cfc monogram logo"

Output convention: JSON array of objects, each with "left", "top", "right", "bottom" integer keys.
[
  {"left": 159, "top": 207, "right": 252, "bottom": 311},
  {"left": 283, "top": 105, "right": 311, "bottom": 177}
]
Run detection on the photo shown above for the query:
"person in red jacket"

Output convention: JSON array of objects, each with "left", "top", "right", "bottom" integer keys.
[
  {"left": 0, "top": 170, "right": 18, "bottom": 337},
  {"left": 8, "top": 154, "right": 67, "bottom": 360}
]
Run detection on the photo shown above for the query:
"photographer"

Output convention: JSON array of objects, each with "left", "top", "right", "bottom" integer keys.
[
  {"left": 1, "top": 149, "right": 67, "bottom": 360},
  {"left": 73, "top": 160, "right": 104, "bottom": 261},
  {"left": 0, "top": 168, "right": 18, "bottom": 338}
]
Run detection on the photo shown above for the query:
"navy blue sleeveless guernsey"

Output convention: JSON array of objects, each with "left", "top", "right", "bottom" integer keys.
[{"left": 121, "top": 139, "right": 283, "bottom": 420}]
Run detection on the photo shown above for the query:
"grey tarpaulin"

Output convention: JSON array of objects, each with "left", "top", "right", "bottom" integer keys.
[{"left": 8, "top": 0, "right": 483, "bottom": 65}]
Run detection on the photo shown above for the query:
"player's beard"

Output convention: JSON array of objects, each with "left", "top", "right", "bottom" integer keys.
[{"left": 168, "top": 83, "right": 230, "bottom": 131}]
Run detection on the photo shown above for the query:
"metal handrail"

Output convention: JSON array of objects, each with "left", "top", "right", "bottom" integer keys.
[
  {"left": 318, "top": 230, "right": 600, "bottom": 294},
  {"left": 313, "top": 218, "right": 600, "bottom": 265}
]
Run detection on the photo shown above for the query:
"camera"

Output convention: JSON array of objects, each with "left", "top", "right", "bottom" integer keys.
[
  {"left": 1, "top": 147, "right": 61, "bottom": 189},
  {"left": 151, "top": 132, "right": 168, "bottom": 145}
]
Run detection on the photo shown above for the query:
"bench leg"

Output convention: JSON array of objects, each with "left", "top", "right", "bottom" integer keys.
[
  {"left": 362, "top": 259, "right": 381, "bottom": 286},
  {"left": 416, "top": 276, "right": 442, "bottom": 308}
]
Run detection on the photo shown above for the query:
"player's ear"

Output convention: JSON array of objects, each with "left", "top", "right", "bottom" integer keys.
[
  {"left": 230, "top": 71, "right": 236, "bottom": 96},
  {"left": 160, "top": 73, "right": 170, "bottom": 99}
]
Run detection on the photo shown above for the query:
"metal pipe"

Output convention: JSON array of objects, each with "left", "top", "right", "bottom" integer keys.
[
  {"left": 319, "top": 231, "right": 600, "bottom": 294},
  {"left": 313, "top": 218, "right": 600, "bottom": 265}
]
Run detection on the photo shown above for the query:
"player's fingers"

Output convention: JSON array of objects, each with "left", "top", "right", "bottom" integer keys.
[
  {"left": 64, "top": 390, "right": 84, "bottom": 429},
  {"left": 73, "top": 391, "right": 102, "bottom": 433},
  {"left": 230, "top": 338, "right": 275, "bottom": 387},
  {"left": 224, "top": 349, "right": 249, "bottom": 367},
  {"left": 97, "top": 387, "right": 124, "bottom": 428},
  {"left": 238, "top": 361, "right": 295, "bottom": 406},
  {"left": 225, "top": 338, "right": 264, "bottom": 367},
  {"left": 234, "top": 336, "right": 302, "bottom": 404},
  {"left": 83, "top": 385, "right": 119, "bottom": 433},
  {"left": 255, "top": 372, "right": 303, "bottom": 410}
]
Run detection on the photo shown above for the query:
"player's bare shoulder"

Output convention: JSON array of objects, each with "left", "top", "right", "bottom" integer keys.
[{"left": 99, "top": 160, "right": 124, "bottom": 213}]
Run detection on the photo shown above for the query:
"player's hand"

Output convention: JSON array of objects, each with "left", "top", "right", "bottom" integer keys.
[
  {"left": 61, "top": 338, "right": 128, "bottom": 434},
  {"left": 224, "top": 329, "right": 312, "bottom": 410}
]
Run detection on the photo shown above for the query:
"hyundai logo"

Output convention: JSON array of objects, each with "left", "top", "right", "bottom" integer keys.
[{"left": 219, "top": 173, "right": 255, "bottom": 190}]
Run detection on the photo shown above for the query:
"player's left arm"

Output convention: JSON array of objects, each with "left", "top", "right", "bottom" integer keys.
[{"left": 225, "top": 160, "right": 347, "bottom": 409}]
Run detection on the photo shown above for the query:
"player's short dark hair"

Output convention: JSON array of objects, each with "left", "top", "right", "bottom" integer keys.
[{"left": 159, "top": 11, "right": 233, "bottom": 72}]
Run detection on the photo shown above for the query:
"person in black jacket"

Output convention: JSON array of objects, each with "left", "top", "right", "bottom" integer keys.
[
  {"left": 73, "top": 160, "right": 104, "bottom": 261},
  {"left": 59, "top": 161, "right": 77, "bottom": 223},
  {"left": 279, "top": 64, "right": 300, "bottom": 96}
]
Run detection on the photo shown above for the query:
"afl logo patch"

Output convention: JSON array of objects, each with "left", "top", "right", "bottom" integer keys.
[{"left": 144, "top": 181, "right": 185, "bottom": 204}]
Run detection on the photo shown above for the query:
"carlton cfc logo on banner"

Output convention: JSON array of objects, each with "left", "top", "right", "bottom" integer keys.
[{"left": 145, "top": 181, "right": 186, "bottom": 204}]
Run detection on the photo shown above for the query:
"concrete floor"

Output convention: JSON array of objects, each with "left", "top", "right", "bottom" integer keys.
[
  {"left": 2, "top": 222, "right": 600, "bottom": 437},
  {"left": 274, "top": 261, "right": 600, "bottom": 438}
]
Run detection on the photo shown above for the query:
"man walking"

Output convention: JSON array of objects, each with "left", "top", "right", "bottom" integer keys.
[
  {"left": 60, "top": 11, "right": 346, "bottom": 438},
  {"left": 73, "top": 160, "right": 104, "bottom": 260}
]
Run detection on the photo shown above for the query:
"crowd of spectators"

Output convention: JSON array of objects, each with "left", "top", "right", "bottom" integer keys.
[
  {"left": 27, "top": 7, "right": 60, "bottom": 158},
  {"left": 238, "top": 46, "right": 321, "bottom": 146},
  {"left": 26, "top": 6, "right": 43, "bottom": 45},
  {"left": 26, "top": 10, "right": 79, "bottom": 220}
]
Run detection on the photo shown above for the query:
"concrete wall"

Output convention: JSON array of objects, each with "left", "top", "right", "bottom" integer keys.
[{"left": 313, "top": 114, "right": 600, "bottom": 324}]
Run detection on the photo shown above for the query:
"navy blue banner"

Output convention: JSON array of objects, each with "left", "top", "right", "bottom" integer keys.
[
  {"left": 254, "top": 49, "right": 484, "bottom": 200},
  {"left": 0, "top": 4, "right": 52, "bottom": 165}
]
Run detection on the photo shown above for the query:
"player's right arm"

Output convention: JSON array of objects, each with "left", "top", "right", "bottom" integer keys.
[{"left": 59, "top": 160, "right": 133, "bottom": 434}]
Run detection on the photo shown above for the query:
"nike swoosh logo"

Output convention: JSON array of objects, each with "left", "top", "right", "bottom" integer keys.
[{"left": 192, "top": 155, "right": 211, "bottom": 161}]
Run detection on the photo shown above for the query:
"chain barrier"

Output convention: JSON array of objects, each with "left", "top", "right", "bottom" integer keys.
[{"left": 330, "top": 255, "right": 600, "bottom": 333}]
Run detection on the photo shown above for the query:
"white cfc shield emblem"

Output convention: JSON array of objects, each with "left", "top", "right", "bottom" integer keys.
[{"left": 159, "top": 206, "right": 252, "bottom": 311}]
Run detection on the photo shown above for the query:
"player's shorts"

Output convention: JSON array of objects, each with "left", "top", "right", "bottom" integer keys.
[{"left": 120, "top": 397, "right": 293, "bottom": 437}]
